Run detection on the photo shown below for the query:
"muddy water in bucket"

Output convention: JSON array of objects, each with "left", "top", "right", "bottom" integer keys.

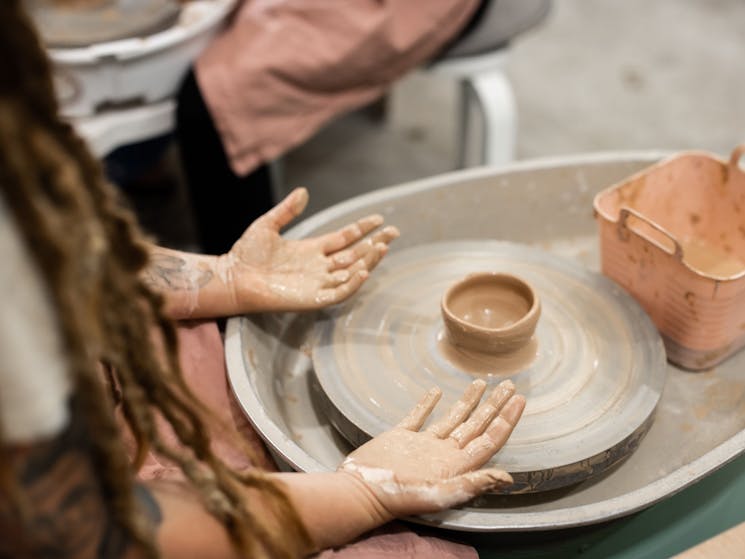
[
  {"left": 312, "top": 241, "right": 667, "bottom": 493},
  {"left": 682, "top": 240, "right": 745, "bottom": 277}
]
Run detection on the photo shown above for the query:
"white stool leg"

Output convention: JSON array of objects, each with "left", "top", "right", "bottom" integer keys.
[
  {"left": 70, "top": 100, "right": 176, "bottom": 158},
  {"left": 467, "top": 68, "right": 517, "bottom": 166},
  {"left": 456, "top": 80, "right": 471, "bottom": 168},
  {"left": 269, "top": 157, "right": 286, "bottom": 202}
]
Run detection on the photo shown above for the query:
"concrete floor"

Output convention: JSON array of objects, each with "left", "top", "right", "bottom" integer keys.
[{"left": 282, "top": 0, "right": 745, "bottom": 217}]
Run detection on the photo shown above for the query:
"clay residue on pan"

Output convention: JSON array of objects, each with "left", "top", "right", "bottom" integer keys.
[
  {"left": 692, "top": 378, "right": 745, "bottom": 420},
  {"left": 437, "top": 331, "right": 538, "bottom": 376}
]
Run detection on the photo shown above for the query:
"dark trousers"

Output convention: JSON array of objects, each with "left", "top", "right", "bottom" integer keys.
[{"left": 176, "top": 70, "right": 275, "bottom": 255}]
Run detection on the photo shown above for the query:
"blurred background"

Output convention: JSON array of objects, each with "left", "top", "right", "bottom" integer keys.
[
  {"left": 285, "top": 0, "right": 745, "bottom": 215},
  {"left": 43, "top": 0, "right": 745, "bottom": 247}
]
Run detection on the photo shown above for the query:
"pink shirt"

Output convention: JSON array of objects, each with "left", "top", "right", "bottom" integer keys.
[{"left": 196, "top": 0, "right": 479, "bottom": 175}]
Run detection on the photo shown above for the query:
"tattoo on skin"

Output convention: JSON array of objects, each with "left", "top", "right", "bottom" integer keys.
[
  {"left": 142, "top": 253, "right": 213, "bottom": 291},
  {"left": 0, "top": 398, "right": 161, "bottom": 559}
]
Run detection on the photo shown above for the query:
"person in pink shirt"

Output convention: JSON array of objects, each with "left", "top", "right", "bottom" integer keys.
[
  {"left": 177, "top": 0, "right": 483, "bottom": 254},
  {"left": 0, "top": 2, "right": 526, "bottom": 557}
]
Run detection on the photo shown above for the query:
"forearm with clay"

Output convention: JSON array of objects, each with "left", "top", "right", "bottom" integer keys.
[
  {"left": 140, "top": 188, "right": 399, "bottom": 320},
  {"left": 140, "top": 246, "right": 248, "bottom": 320}
]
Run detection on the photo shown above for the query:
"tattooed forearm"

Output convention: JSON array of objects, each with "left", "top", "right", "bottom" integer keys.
[
  {"left": 0, "top": 399, "right": 160, "bottom": 559},
  {"left": 142, "top": 252, "right": 213, "bottom": 292}
]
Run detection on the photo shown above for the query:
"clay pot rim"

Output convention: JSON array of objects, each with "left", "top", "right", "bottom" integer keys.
[{"left": 440, "top": 272, "right": 541, "bottom": 335}]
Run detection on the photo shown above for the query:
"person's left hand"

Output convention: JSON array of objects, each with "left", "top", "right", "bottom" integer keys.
[
  {"left": 220, "top": 187, "right": 399, "bottom": 313},
  {"left": 338, "top": 379, "right": 525, "bottom": 518}
]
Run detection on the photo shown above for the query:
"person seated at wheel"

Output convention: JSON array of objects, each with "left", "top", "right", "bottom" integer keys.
[{"left": 0, "top": 3, "right": 525, "bottom": 557}]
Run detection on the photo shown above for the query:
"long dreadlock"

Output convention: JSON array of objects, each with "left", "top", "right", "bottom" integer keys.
[{"left": 0, "top": 2, "right": 311, "bottom": 557}]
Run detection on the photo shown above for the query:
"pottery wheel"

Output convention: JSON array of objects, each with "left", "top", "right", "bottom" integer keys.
[
  {"left": 26, "top": 0, "right": 181, "bottom": 47},
  {"left": 312, "top": 241, "right": 667, "bottom": 493}
]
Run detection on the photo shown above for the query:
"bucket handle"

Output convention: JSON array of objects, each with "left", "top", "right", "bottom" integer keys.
[
  {"left": 730, "top": 144, "right": 745, "bottom": 173},
  {"left": 618, "top": 207, "right": 684, "bottom": 260}
]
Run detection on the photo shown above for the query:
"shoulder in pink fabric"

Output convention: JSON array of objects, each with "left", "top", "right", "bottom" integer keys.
[{"left": 195, "top": 0, "right": 480, "bottom": 175}]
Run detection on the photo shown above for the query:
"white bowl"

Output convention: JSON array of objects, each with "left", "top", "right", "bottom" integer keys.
[{"left": 49, "top": 0, "right": 237, "bottom": 117}]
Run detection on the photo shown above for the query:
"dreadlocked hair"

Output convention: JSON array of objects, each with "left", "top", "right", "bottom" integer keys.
[{"left": 0, "top": 2, "right": 312, "bottom": 557}]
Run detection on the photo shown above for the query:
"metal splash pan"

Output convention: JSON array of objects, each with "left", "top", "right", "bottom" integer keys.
[{"left": 226, "top": 152, "right": 745, "bottom": 531}]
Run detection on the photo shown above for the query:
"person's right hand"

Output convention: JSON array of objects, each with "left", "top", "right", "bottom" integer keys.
[
  {"left": 338, "top": 379, "right": 525, "bottom": 519},
  {"left": 222, "top": 187, "right": 399, "bottom": 313}
]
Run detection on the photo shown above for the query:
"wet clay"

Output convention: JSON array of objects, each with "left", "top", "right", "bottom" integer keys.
[
  {"left": 682, "top": 239, "right": 745, "bottom": 277},
  {"left": 448, "top": 283, "right": 530, "bottom": 328},
  {"left": 437, "top": 330, "right": 538, "bottom": 376},
  {"left": 441, "top": 273, "right": 541, "bottom": 355}
]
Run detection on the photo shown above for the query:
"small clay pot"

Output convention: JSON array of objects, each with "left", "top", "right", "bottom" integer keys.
[{"left": 441, "top": 272, "right": 541, "bottom": 355}]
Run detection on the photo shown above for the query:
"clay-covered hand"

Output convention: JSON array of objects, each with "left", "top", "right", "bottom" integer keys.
[
  {"left": 221, "top": 187, "right": 399, "bottom": 312},
  {"left": 338, "top": 379, "right": 525, "bottom": 519}
]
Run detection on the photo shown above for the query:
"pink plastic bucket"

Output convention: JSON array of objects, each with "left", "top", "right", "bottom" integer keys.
[{"left": 593, "top": 145, "right": 745, "bottom": 370}]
